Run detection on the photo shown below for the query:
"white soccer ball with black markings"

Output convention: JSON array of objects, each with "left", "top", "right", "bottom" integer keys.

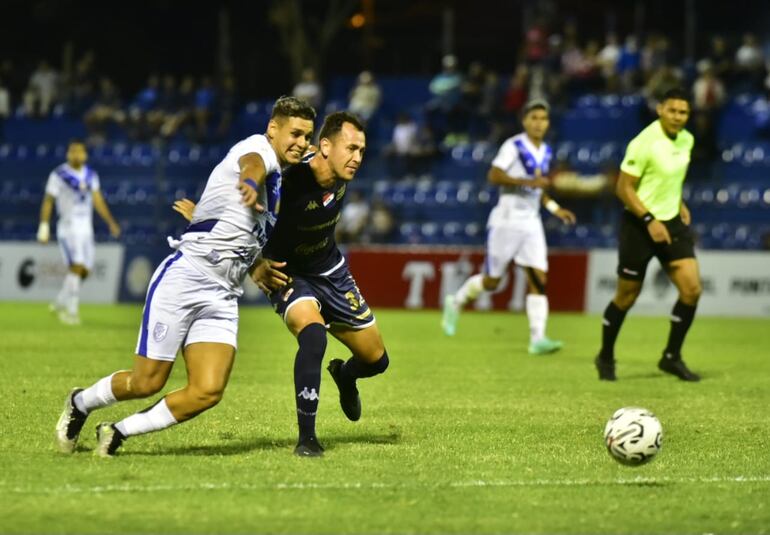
[{"left": 604, "top": 407, "right": 663, "bottom": 466}]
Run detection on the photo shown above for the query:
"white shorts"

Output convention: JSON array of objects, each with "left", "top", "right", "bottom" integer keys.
[
  {"left": 58, "top": 232, "right": 94, "bottom": 269},
  {"left": 483, "top": 219, "right": 548, "bottom": 277},
  {"left": 135, "top": 252, "right": 239, "bottom": 361}
]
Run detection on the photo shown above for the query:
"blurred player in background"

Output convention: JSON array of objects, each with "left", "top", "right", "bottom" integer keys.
[
  {"left": 595, "top": 88, "right": 701, "bottom": 382},
  {"left": 37, "top": 139, "right": 121, "bottom": 325},
  {"left": 442, "top": 100, "right": 576, "bottom": 355},
  {"left": 54, "top": 97, "right": 315, "bottom": 457}
]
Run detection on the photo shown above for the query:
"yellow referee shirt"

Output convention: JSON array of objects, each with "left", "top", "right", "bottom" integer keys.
[{"left": 620, "top": 120, "right": 694, "bottom": 220}]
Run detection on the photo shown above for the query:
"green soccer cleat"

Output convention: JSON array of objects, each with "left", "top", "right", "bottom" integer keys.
[
  {"left": 441, "top": 295, "right": 460, "bottom": 336},
  {"left": 528, "top": 337, "right": 564, "bottom": 355}
]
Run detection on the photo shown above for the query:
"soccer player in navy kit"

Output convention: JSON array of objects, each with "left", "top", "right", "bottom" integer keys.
[{"left": 254, "top": 111, "right": 388, "bottom": 456}]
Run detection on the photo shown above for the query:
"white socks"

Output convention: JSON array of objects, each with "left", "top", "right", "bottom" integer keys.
[
  {"left": 61, "top": 273, "right": 81, "bottom": 315},
  {"left": 454, "top": 274, "right": 485, "bottom": 308},
  {"left": 115, "top": 398, "right": 178, "bottom": 437},
  {"left": 74, "top": 373, "right": 117, "bottom": 414},
  {"left": 526, "top": 294, "right": 549, "bottom": 343}
]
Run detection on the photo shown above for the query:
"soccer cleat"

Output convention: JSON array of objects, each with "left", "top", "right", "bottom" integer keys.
[
  {"left": 55, "top": 388, "right": 88, "bottom": 453},
  {"left": 94, "top": 423, "right": 126, "bottom": 457},
  {"left": 528, "top": 337, "right": 564, "bottom": 355},
  {"left": 595, "top": 356, "right": 617, "bottom": 381},
  {"left": 658, "top": 355, "right": 701, "bottom": 382},
  {"left": 58, "top": 310, "right": 81, "bottom": 326},
  {"left": 327, "top": 359, "right": 361, "bottom": 422},
  {"left": 441, "top": 295, "right": 459, "bottom": 336},
  {"left": 294, "top": 435, "right": 325, "bottom": 457}
]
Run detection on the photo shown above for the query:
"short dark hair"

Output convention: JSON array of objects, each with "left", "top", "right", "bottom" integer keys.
[
  {"left": 522, "top": 99, "right": 550, "bottom": 117},
  {"left": 270, "top": 95, "right": 316, "bottom": 122},
  {"left": 661, "top": 87, "right": 691, "bottom": 104},
  {"left": 318, "top": 111, "right": 365, "bottom": 141}
]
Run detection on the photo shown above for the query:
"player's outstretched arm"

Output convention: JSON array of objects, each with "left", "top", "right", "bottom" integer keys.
[
  {"left": 249, "top": 258, "right": 290, "bottom": 293},
  {"left": 37, "top": 194, "right": 55, "bottom": 243},
  {"left": 616, "top": 171, "right": 671, "bottom": 244},
  {"left": 238, "top": 152, "right": 268, "bottom": 211},
  {"left": 488, "top": 166, "right": 550, "bottom": 189},
  {"left": 173, "top": 198, "right": 196, "bottom": 222},
  {"left": 93, "top": 190, "right": 121, "bottom": 238}
]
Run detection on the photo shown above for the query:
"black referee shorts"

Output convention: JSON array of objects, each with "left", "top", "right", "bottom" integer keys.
[{"left": 617, "top": 210, "right": 696, "bottom": 281}]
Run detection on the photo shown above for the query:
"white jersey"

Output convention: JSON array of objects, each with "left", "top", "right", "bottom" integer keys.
[
  {"left": 45, "top": 164, "right": 100, "bottom": 234},
  {"left": 173, "top": 134, "right": 282, "bottom": 295},
  {"left": 487, "top": 133, "right": 553, "bottom": 225}
]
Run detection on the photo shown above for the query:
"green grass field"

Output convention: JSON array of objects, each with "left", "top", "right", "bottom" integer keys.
[{"left": 1, "top": 302, "right": 768, "bottom": 534}]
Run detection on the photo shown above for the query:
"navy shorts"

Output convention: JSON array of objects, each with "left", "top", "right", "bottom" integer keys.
[{"left": 269, "top": 264, "right": 375, "bottom": 329}]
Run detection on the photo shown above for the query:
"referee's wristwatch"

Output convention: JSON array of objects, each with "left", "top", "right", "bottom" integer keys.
[{"left": 640, "top": 212, "right": 655, "bottom": 225}]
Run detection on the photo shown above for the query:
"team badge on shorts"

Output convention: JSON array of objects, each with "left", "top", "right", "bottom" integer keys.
[{"left": 153, "top": 322, "right": 169, "bottom": 342}]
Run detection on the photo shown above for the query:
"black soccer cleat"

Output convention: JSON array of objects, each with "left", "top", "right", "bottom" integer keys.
[
  {"left": 294, "top": 435, "right": 325, "bottom": 457},
  {"left": 55, "top": 388, "right": 88, "bottom": 453},
  {"left": 595, "top": 356, "right": 617, "bottom": 381},
  {"left": 658, "top": 355, "right": 701, "bottom": 382},
  {"left": 327, "top": 359, "right": 362, "bottom": 422},
  {"left": 94, "top": 422, "right": 126, "bottom": 457}
]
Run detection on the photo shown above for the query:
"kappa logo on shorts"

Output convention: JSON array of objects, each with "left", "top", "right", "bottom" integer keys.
[{"left": 153, "top": 322, "right": 169, "bottom": 342}]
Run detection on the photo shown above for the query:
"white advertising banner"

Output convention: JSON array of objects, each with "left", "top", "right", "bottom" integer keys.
[
  {"left": 0, "top": 241, "right": 124, "bottom": 303},
  {"left": 586, "top": 249, "right": 770, "bottom": 316}
]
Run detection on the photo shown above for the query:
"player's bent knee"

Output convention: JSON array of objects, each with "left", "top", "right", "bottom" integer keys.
[
  {"left": 680, "top": 283, "right": 702, "bottom": 303},
  {"left": 190, "top": 386, "right": 224, "bottom": 409},
  {"left": 298, "top": 323, "right": 327, "bottom": 361},
  {"left": 128, "top": 374, "right": 166, "bottom": 397},
  {"left": 373, "top": 350, "right": 390, "bottom": 375}
]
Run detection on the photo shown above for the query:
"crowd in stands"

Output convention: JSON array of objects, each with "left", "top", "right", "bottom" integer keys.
[{"left": 2, "top": 24, "right": 770, "bottom": 248}]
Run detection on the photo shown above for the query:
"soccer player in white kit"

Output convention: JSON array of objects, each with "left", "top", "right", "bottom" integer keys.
[
  {"left": 54, "top": 97, "right": 316, "bottom": 456},
  {"left": 442, "top": 100, "right": 576, "bottom": 355},
  {"left": 37, "top": 140, "right": 121, "bottom": 325}
]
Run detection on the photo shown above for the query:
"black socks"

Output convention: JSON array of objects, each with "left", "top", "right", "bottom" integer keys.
[
  {"left": 599, "top": 301, "right": 628, "bottom": 361},
  {"left": 294, "top": 323, "right": 327, "bottom": 440},
  {"left": 663, "top": 300, "right": 697, "bottom": 360},
  {"left": 341, "top": 351, "right": 390, "bottom": 382}
]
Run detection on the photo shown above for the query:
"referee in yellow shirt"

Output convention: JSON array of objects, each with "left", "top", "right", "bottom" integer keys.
[{"left": 595, "top": 88, "right": 702, "bottom": 382}]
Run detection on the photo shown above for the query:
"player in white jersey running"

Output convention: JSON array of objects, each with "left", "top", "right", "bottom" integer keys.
[
  {"left": 442, "top": 100, "right": 576, "bottom": 355},
  {"left": 54, "top": 96, "right": 316, "bottom": 457},
  {"left": 37, "top": 140, "right": 121, "bottom": 325}
]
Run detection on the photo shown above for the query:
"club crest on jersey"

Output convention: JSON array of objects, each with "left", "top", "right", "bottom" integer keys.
[
  {"left": 322, "top": 192, "right": 335, "bottom": 208},
  {"left": 153, "top": 322, "right": 169, "bottom": 342}
]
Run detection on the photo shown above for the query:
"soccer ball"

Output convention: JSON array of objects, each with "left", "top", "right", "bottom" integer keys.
[{"left": 603, "top": 407, "right": 663, "bottom": 466}]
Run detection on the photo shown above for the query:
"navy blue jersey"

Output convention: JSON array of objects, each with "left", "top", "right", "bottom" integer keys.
[{"left": 262, "top": 161, "right": 346, "bottom": 275}]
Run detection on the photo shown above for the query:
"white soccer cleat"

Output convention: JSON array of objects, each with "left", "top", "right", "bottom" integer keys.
[
  {"left": 441, "top": 295, "right": 460, "bottom": 336},
  {"left": 58, "top": 311, "right": 81, "bottom": 326},
  {"left": 94, "top": 423, "right": 126, "bottom": 458},
  {"left": 55, "top": 388, "right": 88, "bottom": 453}
]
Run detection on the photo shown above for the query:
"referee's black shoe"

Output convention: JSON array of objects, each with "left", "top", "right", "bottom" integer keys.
[
  {"left": 658, "top": 354, "right": 701, "bottom": 382},
  {"left": 327, "top": 359, "right": 361, "bottom": 421},
  {"left": 595, "top": 355, "right": 616, "bottom": 381}
]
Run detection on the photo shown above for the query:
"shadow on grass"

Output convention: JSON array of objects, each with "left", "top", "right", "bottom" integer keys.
[{"left": 131, "top": 430, "right": 401, "bottom": 456}]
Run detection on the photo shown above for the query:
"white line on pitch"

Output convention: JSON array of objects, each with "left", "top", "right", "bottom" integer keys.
[{"left": 3, "top": 475, "right": 770, "bottom": 495}]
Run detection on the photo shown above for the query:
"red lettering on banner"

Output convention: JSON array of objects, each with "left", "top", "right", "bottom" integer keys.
[{"left": 345, "top": 246, "right": 587, "bottom": 311}]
